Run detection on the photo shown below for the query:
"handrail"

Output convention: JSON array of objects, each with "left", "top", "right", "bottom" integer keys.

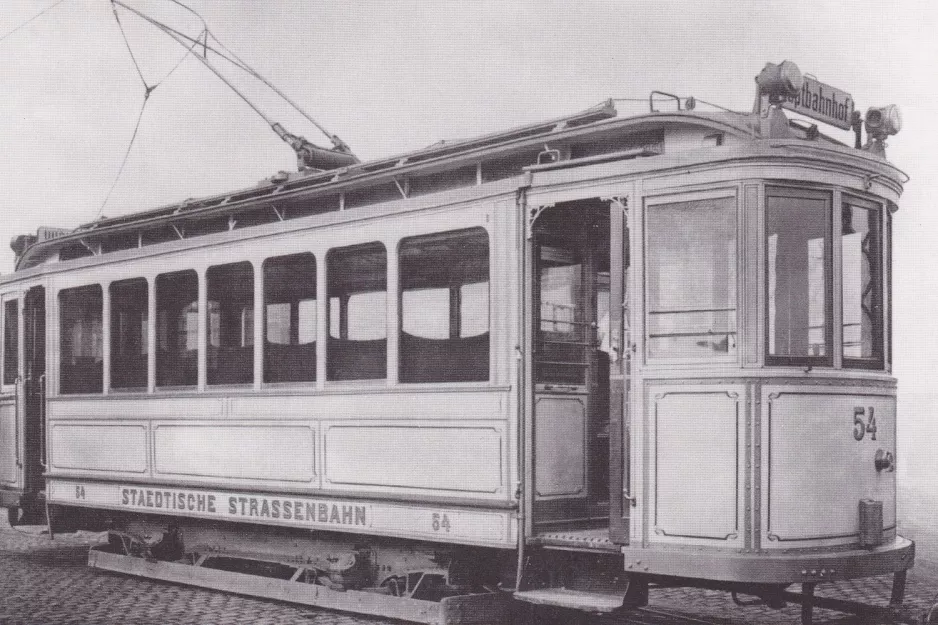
[
  {"left": 38, "top": 374, "right": 46, "bottom": 469},
  {"left": 14, "top": 377, "right": 21, "bottom": 468}
]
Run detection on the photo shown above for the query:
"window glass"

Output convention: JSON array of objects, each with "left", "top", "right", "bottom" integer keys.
[
  {"left": 156, "top": 270, "right": 198, "bottom": 387},
  {"left": 264, "top": 253, "right": 316, "bottom": 383},
  {"left": 327, "top": 243, "right": 387, "bottom": 380},
  {"left": 538, "top": 244, "right": 586, "bottom": 384},
  {"left": 766, "top": 188, "right": 831, "bottom": 362},
  {"left": 646, "top": 196, "right": 737, "bottom": 359},
  {"left": 59, "top": 285, "right": 103, "bottom": 394},
  {"left": 207, "top": 262, "right": 254, "bottom": 385},
  {"left": 842, "top": 199, "right": 883, "bottom": 366},
  {"left": 110, "top": 279, "right": 148, "bottom": 390},
  {"left": 3, "top": 299, "right": 18, "bottom": 385},
  {"left": 400, "top": 228, "right": 489, "bottom": 383}
]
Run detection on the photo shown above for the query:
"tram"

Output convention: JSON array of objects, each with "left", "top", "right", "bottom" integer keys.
[{"left": 0, "top": 61, "right": 925, "bottom": 624}]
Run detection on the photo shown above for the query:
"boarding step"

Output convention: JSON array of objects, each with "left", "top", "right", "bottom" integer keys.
[{"left": 513, "top": 588, "right": 626, "bottom": 613}]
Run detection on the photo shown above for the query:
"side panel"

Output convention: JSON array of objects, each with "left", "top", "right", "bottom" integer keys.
[
  {"left": 761, "top": 385, "right": 896, "bottom": 548},
  {"left": 154, "top": 423, "right": 316, "bottom": 484},
  {"left": 50, "top": 423, "right": 147, "bottom": 474},
  {"left": 533, "top": 394, "right": 586, "bottom": 498},
  {"left": 324, "top": 422, "right": 505, "bottom": 495},
  {"left": 647, "top": 384, "right": 745, "bottom": 547}
]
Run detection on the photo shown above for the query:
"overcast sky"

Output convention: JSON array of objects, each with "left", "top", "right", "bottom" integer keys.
[{"left": 2, "top": 0, "right": 938, "bottom": 546}]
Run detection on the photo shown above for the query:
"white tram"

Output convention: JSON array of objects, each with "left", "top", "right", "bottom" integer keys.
[{"left": 0, "top": 62, "right": 923, "bottom": 624}]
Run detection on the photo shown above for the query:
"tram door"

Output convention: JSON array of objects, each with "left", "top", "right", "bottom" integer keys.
[
  {"left": 532, "top": 201, "right": 612, "bottom": 530},
  {"left": 21, "top": 287, "right": 45, "bottom": 505}
]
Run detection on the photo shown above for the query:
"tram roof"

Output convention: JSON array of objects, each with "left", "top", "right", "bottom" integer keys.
[{"left": 9, "top": 103, "right": 872, "bottom": 272}]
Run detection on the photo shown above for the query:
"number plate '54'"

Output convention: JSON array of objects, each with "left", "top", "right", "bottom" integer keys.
[{"left": 853, "top": 406, "right": 877, "bottom": 441}]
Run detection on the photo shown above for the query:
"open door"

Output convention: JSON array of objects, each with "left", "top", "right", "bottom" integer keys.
[
  {"left": 607, "top": 199, "right": 631, "bottom": 545},
  {"left": 21, "top": 286, "right": 46, "bottom": 518},
  {"left": 0, "top": 286, "right": 45, "bottom": 524},
  {"left": 530, "top": 200, "right": 611, "bottom": 530},
  {"left": 1, "top": 294, "right": 23, "bottom": 502}
]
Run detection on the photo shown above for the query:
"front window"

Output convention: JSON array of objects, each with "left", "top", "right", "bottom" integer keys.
[
  {"left": 842, "top": 196, "right": 884, "bottom": 368},
  {"left": 766, "top": 187, "right": 832, "bottom": 364},
  {"left": 645, "top": 195, "right": 737, "bottom": 360}
]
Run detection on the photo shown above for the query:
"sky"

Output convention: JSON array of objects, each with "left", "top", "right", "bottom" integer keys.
[{"left": 2, "top": 0, "right": 938, "bottom": 552}]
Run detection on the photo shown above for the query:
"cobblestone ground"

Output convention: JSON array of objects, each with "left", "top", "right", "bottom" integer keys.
[{"left": 1, "top": 516, "right": 936, "bottom": 625}]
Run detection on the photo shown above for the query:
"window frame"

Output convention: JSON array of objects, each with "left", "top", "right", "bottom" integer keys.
[
  {"left": 325, "top": 241, "right": 388, "bottom": 382},
  {"left": 109, "top": 277, "right": 149, "bottom": 392},
  {"left": 763, "top": 185, "right": 834, "bottom": 368},
  {"left": 58, "top": 283, "right": 105, "bottom": 395},
  {"left": 205, "top": 261, "right": 255, "bottom": 386},
  {"left": 840, "top": 193, "right": 886, "bottom": 370},
  {"left": 398, "top": 227, "right": 491, "bottom": 384},
  {"left": 642, "top": 188, "right": 740, "bottom": 366},
  {"left": 262, "top": 252, "right": 318, "bottom": 385},
  {"left": 155, "top": 269, "right": 200, "bottom": 389},
  {"left": 1, "top": 293, "right": 20, "bottom": 391}
]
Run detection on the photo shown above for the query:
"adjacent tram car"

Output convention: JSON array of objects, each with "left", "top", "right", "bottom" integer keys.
[{"left": 0, "top": 62, "right": 923, "bottom": 624}]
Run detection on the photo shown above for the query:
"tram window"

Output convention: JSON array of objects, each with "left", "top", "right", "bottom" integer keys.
[
  {"left": 3, "top": 299, "right": 18, "bottom": 385},
  {"left": 646, "top": 196, "right": 737, "bottom": 359},
  {"left": 156, "top": 270, "right": 198, "bottom": 387},
  {"left": 110, "top": 278, "right": 148, "bottom": 390},
  {"left": 842, "top": 198, "right": 883, "bottom": 367},
  {"left": 399, "top": 228, "right": 489, "bottom": 383},
  {"left": 766, "top": 188, "right": 831, "bottom": 364},
  {"left": 207, "top": 262, "right": 254, "bottom": 385},
  {"left": 59, "top": 285, "right": 103, "bottom": 394},
  {"left": 264, "top": 253, "right": 316, "bottom": 383},
  {"left": 327, "top": 243, "right": 387, "bottom": 381}
]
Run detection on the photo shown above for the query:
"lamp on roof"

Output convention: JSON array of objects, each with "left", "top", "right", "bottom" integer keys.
[
  {"left": 863, "top": 104, "right": 901, "bottom": 156},
  {"left": 755, "top": 61, "right": 804, "bottom": 104}
]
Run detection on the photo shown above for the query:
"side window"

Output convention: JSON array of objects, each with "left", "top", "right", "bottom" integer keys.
[
  {"left": 59, "top": 285, "right": 103, "bottom": 394},
  {"left": 264, "top": 253, "right": 316, "bottom": 383},
  {"left": 646, "top": 196, "right": 737, "bottom": 360},
  {"left": 842, "top": 197, "right": 883, "bottom": 368},
  {"left": 3, "top": 298, "right": 18, "bottom": 385},
  {"left": 327, "top": 242, "right": 386, "bottom": 381},
  {"left": 400, "top": 228, "right": 490, "bottom": 383},
  {"left": 110, "top": 279, "right": 148, "bottom": 390},
  {"left": 156, "top": 270, "right": 198, "bottom": 387},
  {"left": 207, "top": 262, "right": 254, "bottom": 385},
  {"left": 765, "top": 187, "right": 831, "bottom": 365}
]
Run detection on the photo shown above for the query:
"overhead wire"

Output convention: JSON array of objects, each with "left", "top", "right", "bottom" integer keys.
[
  {"left": 95, "top": 0, "right": 206, "bottom": 219},
  {"left": 112, "top": 0, "right": 355, "bottom": 157},
  {"left": 0, "top": 0, "right": 70, "bottom": 45}
]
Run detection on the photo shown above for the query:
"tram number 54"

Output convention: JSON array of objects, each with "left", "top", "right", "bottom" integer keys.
[
  {"left": 431, "top": 513, "right": 451, "bottom": 533},
  {"left": 853, "top": 407, "right": 877, "bottom": 441}
]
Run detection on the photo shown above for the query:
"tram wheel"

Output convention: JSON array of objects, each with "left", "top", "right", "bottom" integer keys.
[{"left": 7, "top": 506, "right": 21, "bottom": 527}]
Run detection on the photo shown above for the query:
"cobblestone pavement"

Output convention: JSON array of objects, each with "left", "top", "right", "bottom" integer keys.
[{"left": 2, "top": 516, "right": 936, "bottom": 625}]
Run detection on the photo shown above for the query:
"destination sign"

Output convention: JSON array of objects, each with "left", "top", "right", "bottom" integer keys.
[{"left": 780, "top": 76, "right": 855, "bottom": 130}]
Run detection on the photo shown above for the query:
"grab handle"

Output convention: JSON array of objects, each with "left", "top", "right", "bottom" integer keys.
[{"left": 38, "top": 374, "right": 47, "bottom": 469}]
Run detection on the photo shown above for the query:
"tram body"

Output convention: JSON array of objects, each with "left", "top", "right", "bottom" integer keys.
[{"left": 0, "top": 66, "right": 916, "bottom": 622}]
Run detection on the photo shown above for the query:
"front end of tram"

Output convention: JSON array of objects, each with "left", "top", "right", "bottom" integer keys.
[{"left": 612, "top": 62, "right": 919, "bottom": 623}]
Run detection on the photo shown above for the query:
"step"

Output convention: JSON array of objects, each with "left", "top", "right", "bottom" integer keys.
[{"left": 513, "top": 588, "right": 625, "bottom": 613}]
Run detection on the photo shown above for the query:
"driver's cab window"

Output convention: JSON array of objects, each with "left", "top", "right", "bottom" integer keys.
[{"left": 645, "top": 194, "right": 737, "bottom": 361}]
